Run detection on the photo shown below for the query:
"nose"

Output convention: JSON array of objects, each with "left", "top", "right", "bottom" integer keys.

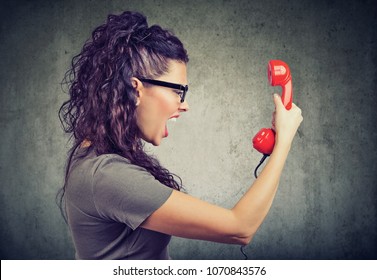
[{"left": 179, "top": 100, "right": 189, "bottom": 112}]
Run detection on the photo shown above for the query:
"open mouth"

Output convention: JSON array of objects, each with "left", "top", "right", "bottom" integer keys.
[{"left": 164, "top": 115, "right": 179, "bottom": 138}]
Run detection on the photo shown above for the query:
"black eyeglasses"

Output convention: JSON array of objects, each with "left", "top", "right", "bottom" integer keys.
[{"left": 138, "top": 78, "right": 188, "bottom": 103}]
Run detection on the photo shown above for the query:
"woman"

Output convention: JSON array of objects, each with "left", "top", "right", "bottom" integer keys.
[{"left": 58, "top": 11, "right": 303, "bottom": 260}]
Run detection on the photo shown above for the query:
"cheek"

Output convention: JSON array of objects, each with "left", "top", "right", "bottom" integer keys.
[
  {"left": 148, "top": 98, "right": 171, "bottom": 123},
  {"left": 159, "top": 98, "right": 177, "bottom": 116},
  {"left": 136, "top": 93, "right": 177, "bottom": 130},
  {"left": 154, "top": 91, "right": 179, "bottom": 117}
]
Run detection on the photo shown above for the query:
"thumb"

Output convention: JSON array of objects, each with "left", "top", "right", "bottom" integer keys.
[{"left": 273, "top": 93, "right": 284, "bottom": 109}]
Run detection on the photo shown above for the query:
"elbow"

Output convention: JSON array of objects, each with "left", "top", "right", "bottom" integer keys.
[
  {"left": 235, "top": 232, "right": 254, "bottom": 246},
  {"left": 229, "top": 226, "right": 256, "bottom": 245},
  {"left": 226, "top": 214, "right": 258, "bottom": 245},
  {"left": 219, "top": 211, "right": 259, "bottom": 245},
  {"left": 215, "top": 227, "right": 255, "bottom": 245}
]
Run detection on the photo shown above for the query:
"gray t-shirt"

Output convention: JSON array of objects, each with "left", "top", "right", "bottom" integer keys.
[{"left": 65, "top": 148, "right": 173, "bottom": 259}]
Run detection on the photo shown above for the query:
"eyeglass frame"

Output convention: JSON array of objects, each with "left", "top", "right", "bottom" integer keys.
[{"left": 138, "top": 78, "right": 188, "bottom": 103}]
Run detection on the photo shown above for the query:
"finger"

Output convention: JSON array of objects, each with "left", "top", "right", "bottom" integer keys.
[
  {"left": 271, "top": 121, "right": 276, "bottom": 131},
  {"left": 271, "top": 111, "right": 276, "bottom": 124},
  {"left": 273, "top": 93, "right": 284, "bottom": 109},
  {"left": 290, "top": 103, "right": 302, "bottom": 115}
]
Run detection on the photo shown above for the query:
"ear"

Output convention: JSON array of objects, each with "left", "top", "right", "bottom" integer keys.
[{"left": 131, "top": 77, "right": 143, "bottom": 106}]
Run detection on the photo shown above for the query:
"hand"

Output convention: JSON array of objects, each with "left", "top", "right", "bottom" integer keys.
[{"left": 271, "top": 94, "right": 303, "bottom": 148}]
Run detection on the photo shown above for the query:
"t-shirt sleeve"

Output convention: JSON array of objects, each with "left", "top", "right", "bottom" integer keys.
[{"left": 92, "top": 155, "right": 173, "bottom": 230}]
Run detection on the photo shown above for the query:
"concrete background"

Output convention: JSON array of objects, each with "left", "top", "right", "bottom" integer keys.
[{"left": 1, "top": 0, "right": 376, "bottom": 259}]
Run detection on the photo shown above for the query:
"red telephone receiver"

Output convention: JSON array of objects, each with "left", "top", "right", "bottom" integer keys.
[{"left": 252, "top": 60, "right": 293, "bottom": 156}]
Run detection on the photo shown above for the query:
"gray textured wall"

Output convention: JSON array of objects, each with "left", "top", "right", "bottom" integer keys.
[{"left": 1, "top": 0, "right": 376, "bottom": 260}]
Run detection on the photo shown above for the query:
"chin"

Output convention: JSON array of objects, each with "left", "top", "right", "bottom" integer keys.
[
  {"left": 151, "top": 141, "right": 161, "bottom": 146},
  {"left": 140, "top": 133, "right": 161, "bottom": 146},
  {"left": 147, "top": 137, "right": 161, "bottom": 146}
]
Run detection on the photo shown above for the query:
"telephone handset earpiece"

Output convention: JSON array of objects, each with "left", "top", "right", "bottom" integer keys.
[
  {"left": 252, "top": 60, "right": 293, "bottom": 177},
  {"left": 268, "top": 60, "right": 292, "bottom": 110}
]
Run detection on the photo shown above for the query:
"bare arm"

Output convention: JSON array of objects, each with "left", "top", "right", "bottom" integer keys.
[{"left": 141, "top": 94, "right": 303, "bottom": 245}]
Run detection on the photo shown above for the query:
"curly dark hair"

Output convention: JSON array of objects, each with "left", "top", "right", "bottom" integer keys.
[{"left": 57, "top": 11, "right": 189, "bottom": 220}]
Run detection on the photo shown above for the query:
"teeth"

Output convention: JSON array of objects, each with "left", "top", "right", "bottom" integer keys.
[{"left": 170, "top": 118, "right": 177, "bottom": 122}]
